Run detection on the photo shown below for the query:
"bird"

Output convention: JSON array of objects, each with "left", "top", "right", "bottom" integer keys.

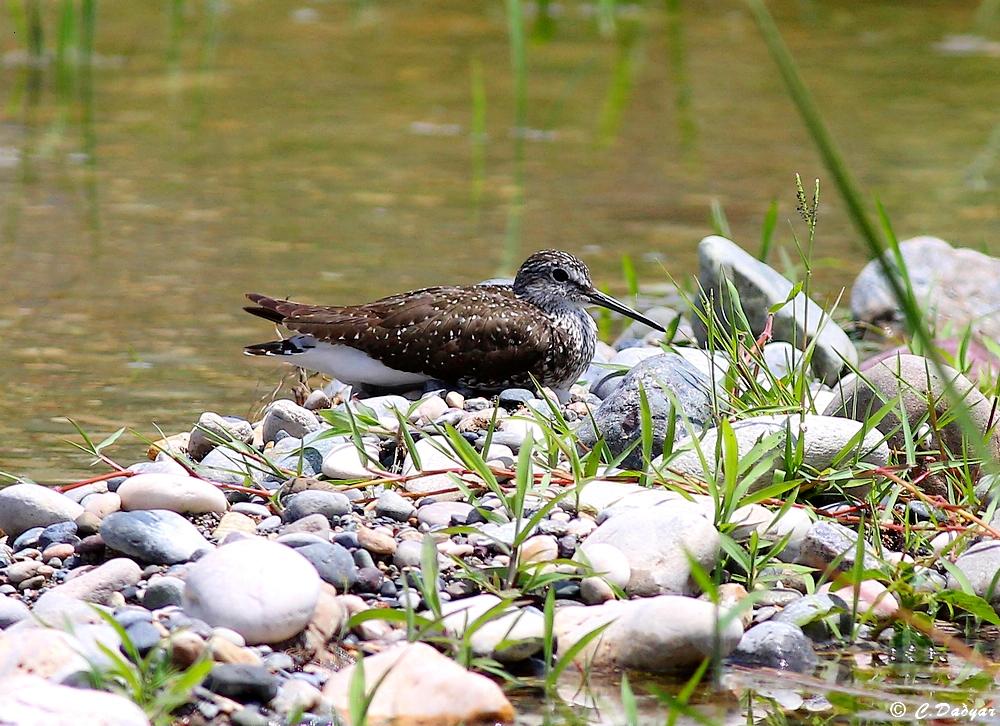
[{"left": 243, "top": 249, "right": 665, "bottom": 395}]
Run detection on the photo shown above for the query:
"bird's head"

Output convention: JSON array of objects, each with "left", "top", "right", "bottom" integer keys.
[{"left": 513, "top": 249, "right": 666, "bottom": 332}]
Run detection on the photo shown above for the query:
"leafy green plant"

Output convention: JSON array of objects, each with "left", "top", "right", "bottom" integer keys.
[{"left": 83, "top": 609, "right": 211, "bottom": 726}]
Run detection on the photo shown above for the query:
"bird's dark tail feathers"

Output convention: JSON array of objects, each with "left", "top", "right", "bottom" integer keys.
[{"left": 244, "top": 334, "right": 317, "bottom": 357}]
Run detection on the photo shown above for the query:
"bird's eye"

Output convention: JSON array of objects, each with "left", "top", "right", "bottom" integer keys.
[{"left": 551, "top": 268, "right": 570, "bottom": 283}]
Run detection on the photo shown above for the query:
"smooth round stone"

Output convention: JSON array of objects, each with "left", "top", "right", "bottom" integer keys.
[
  {"left": 81, "top": 492, "right": 122, "bottom": 519},
  {"left": 0, "top": 675, "right": 149, "bottom": 725},
  {"left": 575, "top": 542, "right": 631, "bottom": 590},
  {"left": 375, "top": 490, "right": 415, "bottom": 522},
  {"left": 262, "top": 400, "right": 321, "bottom": 443},
  {"left": 125, "top": 620, "right": 163, "bottom": 656},
  {"left": 321, "top": 441, "right": 380, "bottom": 480},
  {"left": 188, "top": 412, "right": 254, "bottom": 461},
  {"left": 232, "top": 502, "right": 271, "bottom": 518},
  {"left": 417, "top": 501, "right": 473, "bottom": 528},
  {"left": 498, "top": 388, "right": 536, "bottom": 409},
  {"left": 290, "top": 542, "right": 358, "bottom": 593},
  {"left": 772, "top": 593, "right": 852, "bottom": 640},
  {"left": 183, "top": 538, "right": 320, "bottom": 644},
  {"left": 11, "top": 527, "right": 44, "bottom": 551},
  {"left": 205, "top": 663, "right": 279, "bottom": 703},
  {"left": 0, "top": 485, "right": 84, "bottom": 539},
  {"left": 393, "top": 540, "right": 424, "bottom": 569},
  {"left": 117, "top": 473, "right": 228, "bottom": 515},
  {"left": 0, "top": 596, "right": 31, "bottom": 628},
  {"left": 143, "top": 576, "right": 186, "bottom": 610},
  {"left": 47, "top": 558, "right": 141, "bottom": 605},
  {"left": 37, "top": 521, "right": 79, "bottom": 550},
  {"left": 282, "top": 491, "right": 351, "bottom": 524},
  {"left": 357, "top": 528, "right": 396, "bottom": 557},
  {"left": 729, "top": 621, "right": 817, "bottom": 673},
  {"left": 100, "top": 510, "right": 213, "bottom": 564}
]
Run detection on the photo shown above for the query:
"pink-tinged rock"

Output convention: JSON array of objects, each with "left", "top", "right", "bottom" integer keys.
[
  {"left": 828, "top": 580, "right": 898, "bottom": 619},
  {"left": 322, "top": 642, "right": 515, "bottom": 725}
]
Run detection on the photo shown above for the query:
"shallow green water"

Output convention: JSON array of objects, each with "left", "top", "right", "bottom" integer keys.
[{"left": 1, "top": 0, "right": 998, "bottom": 481}]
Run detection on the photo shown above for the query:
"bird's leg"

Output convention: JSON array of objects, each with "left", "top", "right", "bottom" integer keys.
[{"left": 292, "top": 367, "right": 311, "bottom": 406}]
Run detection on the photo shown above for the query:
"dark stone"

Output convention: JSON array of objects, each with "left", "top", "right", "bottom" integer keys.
[
  {"left": 772, "top": 593, "right": 852, "bottom": 641},
  {"left": 332, "top": 531, "right": 359, "bottom": 549},
  {"left": 354, "top": 567, "right": 383, "bottom": 593},
  {"left": 282, "top": 490, "right": 351, "bottom": 524},
  {"left": 37, "top": 521, "right": 79, "bottom": 550},
  {"left": 100, "top": 510, "right": 210, "bottom": 564},
  {"left": 205, "top": 664, "right": 279, "bottom": 703},
  {"left": 729, "top": 621, "right": 817, "bottom": 672},
  {"left": 499, "top": 388, "right": 536, "bottom": 409},
  {"left": 142, "top": 576, "right": 185, "bottom": 610},
  {"left": 379, "top": 580, "right": 397, "bottom": 598},
  {"left": 692, "top": 235, "right": 857, "bottom": 383},
  {"left": 290, "top": 541, "right": 358, "bottom": 592},
  {"left": 552, "top": 580, "right": 581, "bottom": 600},
  {"left": 12, "top": 527, "right": 44, "bottom": 551},
  {"left": 576, "top": 353, "right": 713, "bottom": 469}
]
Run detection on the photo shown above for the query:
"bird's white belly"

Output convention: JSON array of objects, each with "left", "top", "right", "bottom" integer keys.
[{"left": 292, "top": 343, "right": 432, "bottom": 387}]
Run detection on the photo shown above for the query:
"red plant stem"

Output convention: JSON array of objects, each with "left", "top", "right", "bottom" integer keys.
[{"left": 57, "top": 469, "right": 135, "bottom": 493}]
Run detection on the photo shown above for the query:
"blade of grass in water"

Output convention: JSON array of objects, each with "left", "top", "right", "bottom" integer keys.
[
  {"left": 470, "top": 57, "right": 487, "bottom": 217},
  {"left": 710, "top": 198, "right": 731, "bottom": 238},
  {"left": 758, "top": 198, "right": 779, "bottom": 262},
  {"left": 503, "top": 0, "right": 527, "bottom": 274}
]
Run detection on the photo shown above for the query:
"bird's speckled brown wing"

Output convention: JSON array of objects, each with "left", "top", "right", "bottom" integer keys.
[{"left": 245, "top": 286, "right": 553, "bottom": 388}]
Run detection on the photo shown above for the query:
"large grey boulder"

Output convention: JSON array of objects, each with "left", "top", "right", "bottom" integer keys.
[
  {"left": 692, "top": 236, "right": 857, "bottom": 384},
  {"left": 576, "top": 353, "right": 713, "bottom": 469},
  {"left": 851, "top": 236, "right": 1000, "bottom": 340}
]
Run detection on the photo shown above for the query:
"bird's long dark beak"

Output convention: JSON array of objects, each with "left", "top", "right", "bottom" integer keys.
[{"left": 585, "top": 288, "right": 666, "bottom": 332}]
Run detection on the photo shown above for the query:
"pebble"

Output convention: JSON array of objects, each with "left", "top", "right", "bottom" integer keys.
[
  {"left": 417, "top": 501, "right": 473, "bottom": 528},
  {"left": 262, "top": 400, "right": 322, "bottom": 443},
  {"left": 796, "top": 520, "right": 881, "bottom": 576},
  {"left": 82, "top": 492, "right": 122, "bottom": 519},
  {"left": 37, "top": 521, "right": 79, "bottom": 550},
  {"left": 118, "top": 473, "right": 228, "bottom": 514},
  {"left": 212, "top": 511, "right": 257, "bottom": 540},
  {"left": 947, "top": 540, "right": 1000, "bottom": 605},
  {"left": 101, "top": 510, "right": 213, "bottom": 564},
  {"left": 393, "top": 540, "right": 424, "bottom": 569},
  {"left": 772, "top": 593, "right": 852, "bottom": 640},
  {"left": 282, "top": 490, "right": 351, "bottom": 524},
  {"left": 48, "top": 558, "right": 141, "bottom": 605},
  {"left": 321, "top": 441, "right": 380, "bottom": 480},
  {"left": 188, "top": 412, "right": 254, "bottom": 461},
  {"left": 375, "top": 490, "right": 415, "bottom": 522},
  {"left": 125, "top": 620, "right": 163, "bottom": 655},
  {"left": 290, "top": 541, "right": 359, "bottom": 592},
  {"left": 143, "top": 575, "right": 186, "bottom": 609},
  {"left": 357, "top": 527, "right": 396, "bottom": 556},
  {"left": 0, "top": 596, "right": 31, "bottom": 628},
  {"left": 0, "top": 484, "right": 84, "bottom": 539},
  {"left": 183, "top": 538, "right": 321, "bottom": 644},
  {"left": 205, "top": 664, "right": 279, "bottom": 703},
  {"left": 271, "top": 679, "right": 323, "bottom": 718},
  {"left": 729, "top": 621, "right": 817, "bottom": 672},
  {"left": 520, "top": 534, "right": 558, "bottom": 564}
]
